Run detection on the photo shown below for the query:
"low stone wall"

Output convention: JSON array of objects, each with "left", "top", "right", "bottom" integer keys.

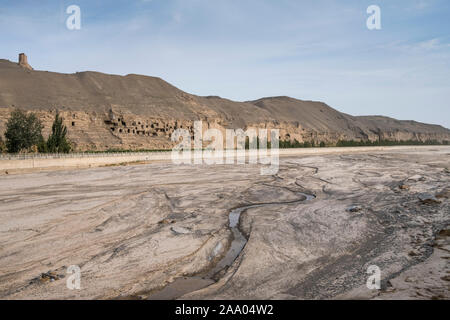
[
  {"left": 0, "top": 152, "right": 170, "bottom": 171},
  {"left": 0, "top": 146, "right": 446, "bottom": 172}
]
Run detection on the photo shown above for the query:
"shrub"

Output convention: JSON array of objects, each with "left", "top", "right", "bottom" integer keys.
[{"left": 5, "top": 110, "right": 43, "bottom": 153}]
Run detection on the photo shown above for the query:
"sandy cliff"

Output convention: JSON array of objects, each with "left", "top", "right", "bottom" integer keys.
[{"left": 0, "top": 58, "right": 449, "bottom": 151}]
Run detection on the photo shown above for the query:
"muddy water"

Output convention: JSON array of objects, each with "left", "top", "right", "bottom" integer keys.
[{"left": 147, "top": 193, "right": 315, "bottom": 300}]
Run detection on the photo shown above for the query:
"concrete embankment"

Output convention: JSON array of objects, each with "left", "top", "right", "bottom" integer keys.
[
  {"left": 0, "top": 146, "right": 447, "bottom": 173},
  {"left": 0, "top": 152, "right": 170, "bottom": 171}
]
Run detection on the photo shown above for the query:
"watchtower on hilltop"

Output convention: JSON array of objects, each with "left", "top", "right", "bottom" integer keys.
[{"left": 18, "top": 53, "right": 33, "bottom": 70}]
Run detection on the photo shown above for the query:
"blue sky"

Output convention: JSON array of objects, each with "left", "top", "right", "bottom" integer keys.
[{"left": 1, "top": 0, "right": 449, "bottom": 128}]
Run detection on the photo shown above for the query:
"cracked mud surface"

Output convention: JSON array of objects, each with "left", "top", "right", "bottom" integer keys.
[{"left": 0, "top": 147, "right": 448, "bottom": 299}]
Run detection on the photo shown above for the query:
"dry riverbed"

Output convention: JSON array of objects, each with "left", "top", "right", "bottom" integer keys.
[{"left": 0, "top": 147, "right": 448, "bottom": 299}]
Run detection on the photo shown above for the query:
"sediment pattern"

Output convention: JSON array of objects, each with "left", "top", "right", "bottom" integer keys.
[{"left": 0, "top": 147, "right": 448, "bottom": 299}]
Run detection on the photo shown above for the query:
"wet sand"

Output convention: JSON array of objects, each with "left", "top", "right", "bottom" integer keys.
[{"left": 0, "top": 147, "right": 448, "bottom": 299}]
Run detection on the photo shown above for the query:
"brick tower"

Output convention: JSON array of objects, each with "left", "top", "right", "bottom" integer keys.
[{"left": 18, "top": 53, "right": 33, "bottom": 70}]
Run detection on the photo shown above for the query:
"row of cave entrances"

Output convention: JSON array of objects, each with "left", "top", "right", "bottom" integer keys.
[
  {"left": 110, "top": 126, "right": 159, "bottom": 136},
  {"left": 107, "top": 118, "right": 194, "bottom": 138}
]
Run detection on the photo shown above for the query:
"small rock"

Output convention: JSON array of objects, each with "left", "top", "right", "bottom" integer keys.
[
  {"left": 404, "top": 277, "right": 415, "bottom": 283},
  {"left": 39, "top": 271, "right": 61, "bottom": 283},
  {"left": 418, "top": 193, "right": 442, "bottom": 205},
  {"left": 171, "top": 226, "right": 192, "bottom": 235},
  {"left": 438, "top": 229, "right": 450, "bottom": 238},
  {"left": 158, "top": 219, "right": 175, "bottom": 225},
  {"left": 435, "top": 188, "right": 450, "bottom": 199},
  {"left": 408, "top": 250, "right": 418, "bottom": 257},
  {"left": 347, "top": 205, "right": 362, "bottom": 213},
  {"left": 399, "top": 184, "right": 409, "bottom": 190},
  {"left": 407, "top": 175, "right": 426, "bottom": 182},
  {"left": 209, "top": 242, "right": 223, "bottom": 261}
]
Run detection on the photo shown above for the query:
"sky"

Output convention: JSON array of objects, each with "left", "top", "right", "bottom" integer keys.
[{"left": 1, "top": 0, "right": 449, "bottom": 128}]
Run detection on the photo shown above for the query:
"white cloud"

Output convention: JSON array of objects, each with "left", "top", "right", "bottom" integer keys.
[
  {"left": 1, "top": 0, "right": 449, "bottom": 128},
  {"left": 418, "top": 38, "right": 440, "bottom": 50}
]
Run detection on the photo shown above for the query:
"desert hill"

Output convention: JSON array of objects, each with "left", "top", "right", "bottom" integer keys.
[{"left": 0, "top": 57, "right": 449, "bottom": 151}]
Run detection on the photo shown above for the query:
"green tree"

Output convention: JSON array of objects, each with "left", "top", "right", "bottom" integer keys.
[
  {"left": 0, "top": 135, "right": 5, "bottom": 153},
  {"left": 37, "top": 135, "right": 48, "bottom": 153},
  {"left": 47, "top": 113, "right": 71, "bottom": 153},
  {"left": 5, "top": 110, "right": 43, "bottom": 153}
]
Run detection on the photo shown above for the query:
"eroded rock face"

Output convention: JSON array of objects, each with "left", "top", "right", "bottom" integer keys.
[
  {"left": 0, "top": 58, "right": 449, "bottom": 151},
  {"left": 0, "top": 107, "right": 449, "bottom": 152}
]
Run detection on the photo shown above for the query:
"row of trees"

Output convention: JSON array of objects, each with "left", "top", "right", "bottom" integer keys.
[
  {"left": 279, "top": 139, "right": 326, "bottom": 148},
  {"left": 244, "top": 137, "right": 325, "bottom": 149},
  {"left": 335, "top": 139, "right": 449, "bottom": 147},
  {"left": 247, "top": 137, "right": 449, "bottom": 149},
  {"left": 1, "top": 110, "right": 71, "bottom": 154}
]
